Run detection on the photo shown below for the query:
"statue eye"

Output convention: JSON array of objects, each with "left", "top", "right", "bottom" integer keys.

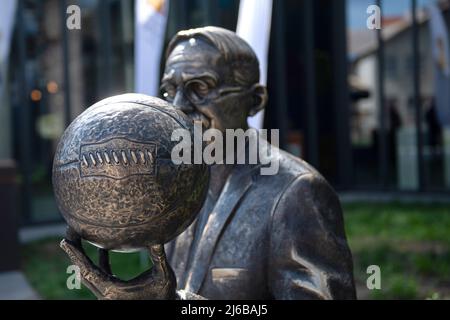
[
  {"left": 186, "top": 80, "right": 209, "bottom": 102},
  {"left": 161, "top": 84, "right": 176, "bottom": 101}
]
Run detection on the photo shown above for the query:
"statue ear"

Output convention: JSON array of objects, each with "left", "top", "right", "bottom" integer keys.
[{"left": 248, "top": 84, "right": 268, "bottom": 117}]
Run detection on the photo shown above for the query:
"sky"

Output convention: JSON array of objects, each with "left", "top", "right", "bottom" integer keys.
[{"left": 347, "top": 0, "right": 437, "bottom": 30}]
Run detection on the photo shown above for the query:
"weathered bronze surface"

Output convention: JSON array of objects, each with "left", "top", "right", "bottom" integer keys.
[
  {"left": 60, "top": 26, "right": 356, "bottom": 300},
  {"left": 54, "top": 94, "right": 209, "bottom": 251}
]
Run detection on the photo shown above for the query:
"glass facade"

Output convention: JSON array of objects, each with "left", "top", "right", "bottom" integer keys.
[{"left": 348, "top": 0, "right": 450, "bottom": 192}]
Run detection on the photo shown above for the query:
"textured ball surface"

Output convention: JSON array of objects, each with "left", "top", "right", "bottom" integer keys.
[{"left": 52, "top": 94, "right": 209, "bottom": 251}]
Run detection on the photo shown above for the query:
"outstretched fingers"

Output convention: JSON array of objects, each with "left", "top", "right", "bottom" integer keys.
[{"left": 60, "top": 239, "right": 114, "bottom": 298}]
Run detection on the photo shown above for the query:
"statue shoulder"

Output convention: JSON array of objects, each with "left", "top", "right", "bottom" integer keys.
[
  {"left": 256, "top": 144, "right": 324, "bottom": 182},
  {"left": 276, "top": 147, "right": 322, "bottom": 177},
  {"left": 269, "top": 151, "right": 344, "bottom": 233}
]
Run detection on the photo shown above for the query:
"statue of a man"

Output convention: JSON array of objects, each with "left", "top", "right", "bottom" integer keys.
[{"left": 61, "top": 26, "right": 356, "bottom": 300}]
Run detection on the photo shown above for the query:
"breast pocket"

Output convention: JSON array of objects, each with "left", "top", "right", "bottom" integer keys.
[{"left": 211, "top": 268, "right": 249, "bottom": 284}]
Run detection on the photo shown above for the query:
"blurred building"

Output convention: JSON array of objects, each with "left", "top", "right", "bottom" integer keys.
[
  {"left": 350, "top": 1, "right": 450, "bottom": 191},
  {"left": 0, "top": 0, "right": 448, "bottom": 226}
]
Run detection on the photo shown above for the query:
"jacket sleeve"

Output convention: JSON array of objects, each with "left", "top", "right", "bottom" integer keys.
[{"left": 268, "top": 173, "right": 356, "bottom": 300}]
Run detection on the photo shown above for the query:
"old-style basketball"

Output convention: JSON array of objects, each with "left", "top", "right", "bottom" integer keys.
[{"left": 52, "top": 94, "right": 209, "bottom": 251}]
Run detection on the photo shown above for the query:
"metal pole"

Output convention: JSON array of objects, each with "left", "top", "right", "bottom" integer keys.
[
  {"left": 304, "top": 0, "right": 319, "bottom": 168},
  {"left": 333, "top": 0, "right": 353, "bottom": 188},
  {"left": 273, "top": 0, "right": 288, "bottom": 149},
  {"left": 203, "top": 0, "right": 218, "bottom": 26},
  {"left": 17, "top": 0, "right": 32, "bottom": 223},
  {"left": 376, "top": 0, "right": 389, "bottom": 188},
  {"left": 120, "top": 0, "right": 134, "bottom": 92},
  {"left": 178, "top": 0, "right": 188, "bottom": 30},
  {"left": 99, "top": 0, "right": 113, "bottom": 97},
  {"left": 412, "top": 0, "right": 424, "bottom": 190},
  {"left": 60, "top": 0, "right": 72, "bottom": 127}
]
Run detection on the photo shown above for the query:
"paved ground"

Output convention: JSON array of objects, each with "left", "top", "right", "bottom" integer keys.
[
  {"left": 0, "top": 271, "right": 40, "bottom": 300},
  {"left": 19, "top": 223, "right": 66, "bottom": 244}
]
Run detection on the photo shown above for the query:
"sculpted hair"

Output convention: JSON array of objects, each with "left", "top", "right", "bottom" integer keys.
[{"left": 166, "top": 26, "right": 260, "bottom": 86}]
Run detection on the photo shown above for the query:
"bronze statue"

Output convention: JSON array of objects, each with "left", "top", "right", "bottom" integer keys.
[{"left": 60, "top": 26, "right": 356, "bottom": 300}]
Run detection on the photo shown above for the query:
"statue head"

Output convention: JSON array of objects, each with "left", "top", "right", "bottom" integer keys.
[{"left": 162, "top": 26, "right": 268, "bottom": 133}]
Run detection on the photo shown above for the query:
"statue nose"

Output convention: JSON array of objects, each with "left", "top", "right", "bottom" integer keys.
[{"left": 173, "top": 90, "right": 195, "bottom": 113}]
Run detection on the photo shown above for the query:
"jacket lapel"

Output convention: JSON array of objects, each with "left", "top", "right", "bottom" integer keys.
[
  {"left": 166, "top": 192, "right": 214, "bottom": 288},
  {"left": 184, "top": 164, "right": 257, "bottom": 293},
  {"left": 167, "top": 220, "right": 196, "bottom": 287}
]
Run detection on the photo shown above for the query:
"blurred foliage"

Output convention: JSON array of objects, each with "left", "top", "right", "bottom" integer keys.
[
  {"left": 21, "top": 202, "right": 450, "bottom": 299},
  {"left": 343, "top": 202, "right": 450, "bottom": 300},
  {"left": 22, "top": 239, "right": 150, "bottom": 300},
  {"left": 343, "top": 203, "right": 450, "bottom": 245},
  {"left": 31, "top": 165, "right": 48, "bottom": 185}
]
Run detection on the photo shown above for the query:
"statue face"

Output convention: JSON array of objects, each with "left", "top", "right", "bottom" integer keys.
[{"left": 161, "top": 38, "right": 255, "bottom": 132}]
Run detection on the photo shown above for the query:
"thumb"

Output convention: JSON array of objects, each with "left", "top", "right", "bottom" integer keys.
[
  {"left": 148, "top": 244, "right": 172, "bottom": 277},
  {"left": 60, "top": 238, "right": 92, "bottom": 271}
]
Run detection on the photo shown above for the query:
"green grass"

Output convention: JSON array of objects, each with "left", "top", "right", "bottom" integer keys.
[
  {"left": 21, "top": 202, "right": 450, "bottom": 299},
  {"left": 343, "top": 202, "right": 450, "bottom": 300},
  {"left": 22, "top": 240, "right": 149, "bottom": 300},
  {"left": 343, "top": 203, "right": 450, "bottom": 245}
]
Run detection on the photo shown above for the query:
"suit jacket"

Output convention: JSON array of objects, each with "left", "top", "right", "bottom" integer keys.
[{"left": 165, "top": 141, "right": 356, "bottom": 300}]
